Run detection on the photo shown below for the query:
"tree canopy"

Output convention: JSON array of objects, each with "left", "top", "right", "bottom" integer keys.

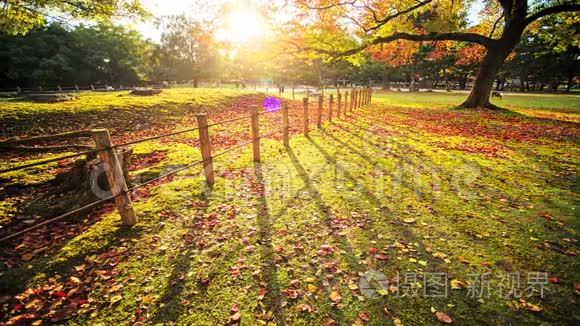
[{"left": 0, "top": 0, "right": 148, "bottom": 35}]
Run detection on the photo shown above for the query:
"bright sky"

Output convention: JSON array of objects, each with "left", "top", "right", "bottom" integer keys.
[
  {"left": 130, "top": 0, "right": 272, "bottom": 43},
  {"left": 130, "top": 0, "right": 486, "bottom": 43}
]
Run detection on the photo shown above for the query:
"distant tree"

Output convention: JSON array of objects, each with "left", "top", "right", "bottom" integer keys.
[
  {"left": 0, "top": 23, "right": 155, "bottom": 87},
  {"left": 502, "top": 13, "right": 579, "bottom": 92},
  {"left": 0, "top": 0, "right": 148, "bottom": 35},
  {"left": 157, "top": 15, "right": 217, "bottom": 87}
]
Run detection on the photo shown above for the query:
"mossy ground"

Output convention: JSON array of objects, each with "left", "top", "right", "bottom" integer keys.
[{"left": 0, "top": 90, "right": 578, "bottom": 325}]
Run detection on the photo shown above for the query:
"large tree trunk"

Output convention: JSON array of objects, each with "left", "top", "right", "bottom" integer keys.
[
  {"left": 565, "top": 72, "right": 573, "bottom": 92},
  {"left": 382, "top": 73, "right": 391, "bottom": 90},
  {"left": 461, "top": 22, "right": 524, "bottom": 108},
  {"left": 461, "top": 48, "right": 508, "bottom": 107}
]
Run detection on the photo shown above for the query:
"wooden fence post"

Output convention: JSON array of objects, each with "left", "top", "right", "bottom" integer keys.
[
  {"left": 329, "top": 94, "right": 334, "bottom": 122},
  {"left": 350, "top": 89, "right": 355, "bottom": 112},
  {"left": 317, "top": 95, "right": 323, "bottom": 128},
  {"left": 358, "top": 89, "right": 362, "bottom": 107},
  {"left": 90, "top": 85, "right": 95, "bottom": 90},
  {"left": 365, "top": 88, "right": 369, "bottom": 104},
  {"left": 337, "top": 92, "right": 342, "bottom": 119},
  {"left": 292, "top": 83, "right": 295, "bottom": 100},
  {"left": 196, "top": 114, "right": 215, "bottom": 185},
  {"left": 282, "top": 102, "right": 289, "bottom": 146},
  {"left": 344, "top": 91, "right": 349, "bottom": 116},
  {"left": 303, "top": 97, "right": 309, "bottom": 136},
  {"left": 364, "top": 88, "right": 368, "bottom": 104},
  {"left": 369, "top": 87, "right": 373, "bottom": 103},
  {"left": 250, "top": 105, "right": 260, "bottom": 162},
  {"left": 92, "top": 129, "right": 137, "bottom": 226}
]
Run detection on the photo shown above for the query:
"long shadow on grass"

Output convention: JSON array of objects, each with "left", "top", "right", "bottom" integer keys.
[
  {"left": 303, "top": 137, "right": 424, "bottom": 251},
  {"left": 0, "top": 224, "right": 144, "bottom": 295},
  {"left": 150, "top": 191, "right": 211, "bottom": 324},
  {"left": 254, "top": 162, "right": 286, "bottom": 325}
]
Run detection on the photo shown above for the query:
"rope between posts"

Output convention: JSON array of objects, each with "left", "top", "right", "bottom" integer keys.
[
  {"left": 0, "top": 127, "right": 283, "bottom": 242},
  {"left": 0, "top": 107, "right": 286, "bottom": 174}
]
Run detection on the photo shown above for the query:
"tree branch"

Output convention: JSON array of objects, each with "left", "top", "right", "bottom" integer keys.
[
  {"left": 302, "top": 0, "right": 356, "bottom": 10},
  {"left": 365, "top": 0, "right": 433, "bottom": 32},
  {"left": 524, "top": 3, "right": 580, "bottom": 25},
  {"left": 312, "top": 32, "right": 494, "bottom": 57},
  {"left": 488, "top": 12, "right": 504, "bottom": 38}
]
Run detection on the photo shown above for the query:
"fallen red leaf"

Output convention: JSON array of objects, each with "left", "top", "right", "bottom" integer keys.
[
  {"left": 436, "top": 311, "right": 452, "bottom": 324},
  {"left": 374, "top": 253, "right": 388, "bottom": 260}
]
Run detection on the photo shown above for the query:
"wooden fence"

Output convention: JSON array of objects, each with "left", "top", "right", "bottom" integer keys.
[{"left": 0, "top": 87, "right": 373, "bottom": 242}]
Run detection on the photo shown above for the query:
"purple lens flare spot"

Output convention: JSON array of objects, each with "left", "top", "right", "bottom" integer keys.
[{"left": 263, "top": 97, "right": 281, "bottom": 112}]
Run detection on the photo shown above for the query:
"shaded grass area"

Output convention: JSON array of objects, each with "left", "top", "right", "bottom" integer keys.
[
  {"left": 0, "top": 88, "right": 252, "bottom": 118},
  {"left": 1, "top": 95, "right": 578, "bottom": 325},
  {"left": 0, "top": 88, "right": 253, "bottom": 138}
]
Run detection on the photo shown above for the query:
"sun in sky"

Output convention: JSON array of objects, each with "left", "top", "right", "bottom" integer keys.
[{"left": 215, "top": 6, "right": 268, "bottom": 43}]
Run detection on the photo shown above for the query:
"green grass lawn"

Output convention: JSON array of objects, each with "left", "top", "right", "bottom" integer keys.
[
  {"left": 0, "top": 88, "right": 252, "bottom": 118},
  {"left": 0, "top": 90, "right": 578, "bottom": 325}
]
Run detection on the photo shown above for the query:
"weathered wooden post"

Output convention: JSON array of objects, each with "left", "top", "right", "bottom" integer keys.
[
  {"left": 369, "top": 87, "right": 373, "bottom": 103},
  {"left": 292, "top": 83, "right": 295, "bottom": 100},
  {"left": 337, "top": 92, "right": 342, "bottom": 119},
  {"left": 358, "top": 89, "right": 362, "bottom": 107},
  {"left": 365, "top": 88, "right": 368, "bottom": 105},
  {"left": 92, "top": 129, "right": 137, "bottom": 226},
  {"left": 303, "top": 97, "right": 309, "bottom": 136},
  {"left": 196, "top": 114, "right": 215, "bottom": 185},
  {"left": 350, "top": 89, "right": 355, "bottom": 112},
  {"left": 329, "top": 94, "right": 334, "bottom": 122},
  {"left": 250, "top": 105, "right": 260, "bottom": 162},
  {"left": 317, "top": 94, "right": 323, "bottom": 128},
  {"left": 344, "top": 91, "right": 349, "bottom": 116},
  {"left": 365, "top": 88, "right": 369, "bottom": 104},
  {"left": 282, "top": 102, "right": 289, "bottom": 146}
]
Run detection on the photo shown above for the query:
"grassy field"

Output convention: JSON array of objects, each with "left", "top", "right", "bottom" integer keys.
[
  {"left": 0, "top": 88, "right": 252, "bottom": 118},
  {"left": 0, "top": 89, "right": 578, "bottom": 325}
]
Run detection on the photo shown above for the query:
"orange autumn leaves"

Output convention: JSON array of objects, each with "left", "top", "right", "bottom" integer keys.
[
  {"left": 369, "top": 40, "right": 488, "bottom": 67},
  {"left": 369, "top": 40, "right": 420, "bottom": 67}
]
